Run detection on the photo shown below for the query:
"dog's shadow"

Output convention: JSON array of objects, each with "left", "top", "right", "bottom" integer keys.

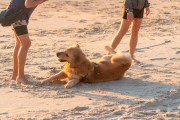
[
  {"left": 4, "top": 71, "right": 179, "bottom": 107},
  {"left": 74, "top": 77, "right": 178, "bottom": 103},
  {"left": 14, "top": 76, "right": 178, "bottom": 105}
]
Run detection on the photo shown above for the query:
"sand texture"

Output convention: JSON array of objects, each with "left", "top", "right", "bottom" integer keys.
[{"left": 0, "top": 0, "right": 179, "bottom": 119}]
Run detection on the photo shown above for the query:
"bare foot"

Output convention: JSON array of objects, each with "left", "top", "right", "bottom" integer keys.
[
  {"left": 12, "top": 77, "right": 16, "bottom": 81},
  {"left": 132, "top": 57, "right": 141, "bottom": 64},
  {"left": 12, "top": 75, "right": 17, "bottom": 81},
  {"left": 16, "top": 78, "right": 31, "bottom": 85}
]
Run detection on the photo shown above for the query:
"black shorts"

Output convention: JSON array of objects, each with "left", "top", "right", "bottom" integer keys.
[
  {"left": 123, "top": 8, "right": 144, "bottom": 19},
  {"left": 13, "top": 25, "right": 28, "bottom": 36}
]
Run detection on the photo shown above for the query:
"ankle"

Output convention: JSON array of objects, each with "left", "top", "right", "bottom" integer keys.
[
  {"left": 16, "top": 76, "right": 25, "bottom": 80},
  {"left": 12, "top": 77, "right": 16, "bottom": 80}
]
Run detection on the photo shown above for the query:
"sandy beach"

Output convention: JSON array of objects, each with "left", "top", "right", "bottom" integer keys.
[{"left": 0, "top": 0, "right": 179, "bottom": 119}]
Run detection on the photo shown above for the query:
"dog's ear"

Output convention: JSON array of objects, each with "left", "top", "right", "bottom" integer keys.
[
  {"left": 76, "top": 44, "right": 80, "bottom": 48},
  {"left": 74, "top": 54, "right": 80, "bottom": 64},
  {"left": 70, "top": 54, "right": 81, "bottom": 67}
]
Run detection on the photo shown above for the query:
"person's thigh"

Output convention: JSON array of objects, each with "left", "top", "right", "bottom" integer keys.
[
  {"left": 13, "top": 25, "right": 31, "bottom": 46},
  {"left": 13, "top": 29, "right": 21, "bottom": 45},
  {"left": 131, "top": 18, "right": 143, "bottom": 33},
  {"left": 117, "top": 19, "right": 131, "bottom": 35}
]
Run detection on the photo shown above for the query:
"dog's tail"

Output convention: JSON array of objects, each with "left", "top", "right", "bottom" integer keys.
[
  {"left": 113, "top": 52, "right": 132, "bottom": 64},
  {"left": 105, "top": 46, "right": 132, "bottom": 64}
]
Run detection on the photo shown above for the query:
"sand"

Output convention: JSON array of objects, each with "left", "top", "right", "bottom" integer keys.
[{"left": 0, "top": 0, "right": 179, "bottom": 119}]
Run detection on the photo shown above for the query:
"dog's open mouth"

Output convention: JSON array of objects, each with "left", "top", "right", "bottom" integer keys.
[{"left": 58, "top": 59, "right": 67, "bottom": 62}]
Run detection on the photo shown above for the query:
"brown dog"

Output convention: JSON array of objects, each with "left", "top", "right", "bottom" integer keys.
[{"left": 42, "top": 45, "right": 132, "bottom": 88}]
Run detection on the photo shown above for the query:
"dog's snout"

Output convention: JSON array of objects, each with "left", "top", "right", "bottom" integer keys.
[{"left": 56, "top": 52, "right": 62, "bottom": 57}]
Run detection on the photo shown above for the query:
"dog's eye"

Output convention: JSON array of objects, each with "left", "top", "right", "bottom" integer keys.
[{"left": 65, "top": 54, "right": 69, "bottom": 57}]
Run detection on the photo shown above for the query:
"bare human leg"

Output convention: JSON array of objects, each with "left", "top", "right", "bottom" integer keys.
[
  {"left": 129, "top": 18, "right": 143, "bottom": 64},
  {"left": 12, "top": 31, "right": 20, "bottom": 80},
  {"left": 16, "top": 34, "right": 31, "bottom": 84},
  {"left": 110, "top": 19, "right": 131, "bottom": 50}
]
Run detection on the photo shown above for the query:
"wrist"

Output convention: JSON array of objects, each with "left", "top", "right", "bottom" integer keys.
[
  {"left": 33, "top": 0, "right": 46, "bottom": 4},
  {"left": 146, "top": 7, "right": 150, "bottom": 11},
  {"left": 145, "top": 2, "right": 150, "bottom": 8}
]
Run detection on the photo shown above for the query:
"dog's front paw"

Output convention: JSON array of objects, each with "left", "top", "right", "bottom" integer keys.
[
  {"left": 64, "top": 84, "right": 71, "bottom": 89},
  {"left": 64, "top": 81, "right": 74, "bottom": 89},
  {"left": 64, "top": 83, "right": 73, "bottom": 89},
  {"left": 41, "top": 79, "right": 50, "bottom": 85}
]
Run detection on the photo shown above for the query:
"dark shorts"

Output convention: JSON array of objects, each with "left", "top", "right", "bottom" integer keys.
[
  {"left": 123, "top": 8, "right": 144, "bottom": 19},
  {"left": 13, "top": 25, "right": 28, "bottom": 36}
]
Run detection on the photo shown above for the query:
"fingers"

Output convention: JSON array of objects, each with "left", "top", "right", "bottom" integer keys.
[
  {"left": 146, "top": 11, "right": 150, "bottom": 16},
  {"left": 146, "top": 8, "right": 150, "bottom": 16},
  {"left": 146, "top": 10, "right": 149, "bottom": 16}
]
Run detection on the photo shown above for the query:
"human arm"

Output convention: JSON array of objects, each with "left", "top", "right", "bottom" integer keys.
[
  {"left": 124, "top": 0, "right": 134, "bottom": 22},
  {"left": 145, "top": 0, "right": 150, "bottom": 16},
  {"left": 144, "top": 0, "right": 150, "bottom": 8},
  {"left": 25, "top": 0, "right": 48, "bottom": 8},
  {"left": 145, "top": 7, "right": 150, "bottom": 16},
  {"left": 124, "top": 0, "right": 133, "bottom": 12}
]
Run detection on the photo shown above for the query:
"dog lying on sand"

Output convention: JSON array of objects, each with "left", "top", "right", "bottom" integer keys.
[{"left": 42, "top": 45, "right": 132, "bottom": 88}]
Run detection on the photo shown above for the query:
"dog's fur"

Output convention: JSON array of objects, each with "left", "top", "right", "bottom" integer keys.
[{"left": 42, "top": 45, "right": 132, "bottom": 88}]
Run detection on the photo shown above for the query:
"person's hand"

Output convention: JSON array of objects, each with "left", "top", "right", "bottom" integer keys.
[
  {"left": 145, "top": 7, "right": 150, "bottom": 16},
  {"left": 127, "top": 12, "right": 134, "bottom": 22},
  {"left": 43, "top": 0, "right": 48, "bottom": 2},
  {"left": 41, "top": 0, "right": 48, "bottom": 4},
  {"left": 33, "top": 0, "right": 48, "bottom": 4}
]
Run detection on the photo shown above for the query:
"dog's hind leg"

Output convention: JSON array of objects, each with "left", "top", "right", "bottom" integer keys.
[
  {"left": 111, "top": 52, "right": 132, "bottom": 65},
  {"left": 105, "top": 46, "right": 116, "bottom": 55}
]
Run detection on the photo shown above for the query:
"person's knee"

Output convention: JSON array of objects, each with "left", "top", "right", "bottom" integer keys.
[
  {"left": 26, "top": 40, "right": 31, "bottom": 48},
  {"left": 22, "top": 40, "right": 31, "bottom": 48},
  {"left": 15, "top": 42, "right": 21, "bottom": 48},
  {"left": 131, "top": 29, "right": 140, "bottom": 35}
]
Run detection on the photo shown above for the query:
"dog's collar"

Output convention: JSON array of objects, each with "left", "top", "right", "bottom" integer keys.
[{"left": 82, "top": 62, "right": 98, "bottom": 79}]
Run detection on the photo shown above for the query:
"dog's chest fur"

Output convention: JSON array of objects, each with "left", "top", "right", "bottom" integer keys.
[{"left": 64, "top": 61, "right": 93, "bottom": 79}]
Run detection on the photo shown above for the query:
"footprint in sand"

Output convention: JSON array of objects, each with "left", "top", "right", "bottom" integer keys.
[
  {"left": 140, "top": 75, "right": 152, "bottom": 79},
  {"left": 0, "top": 112, "right": 8, "bottom": 115},
  {"left": 135, "top": 111, "right": 158, "bottom": 117},
  {"left": 62, "top": 29, "right": 73, "bottom": 34},
  {"left": 77, "top": 28, "right": 87, "bottom": 33},
  {"left": 113, "top": 110, "right": 125, "bottom": 115},
  {"left": 38, "top": 66, "right": 48, "bottom": 70},
  {"left": 176, "top": 51, "right": 180, "bottom": 54},
  {"left": 72, "top": 106, "right": 89, "bottom": 112},
  {"left": 170, "top": 58, "right": 180, "bottom": 62},
  {"left": 136, "top": 50, "right": 145, "bottom": 53},
  {"left": 165, "top": 63, "right": 174, "bottom": 66},
  {"left": 150, "top": 58, "right": 167, "bottom": 61},
  {"left": 92, "top": 52, "right": 102, "bottom": 58},
  {"left": 79, "top": 19, "right": 87, "bottom": 23}
]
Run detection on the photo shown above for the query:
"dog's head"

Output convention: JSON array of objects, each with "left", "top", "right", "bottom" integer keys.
[{"left": 57, "top": 44, "right": 86, "bottom": 66}]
